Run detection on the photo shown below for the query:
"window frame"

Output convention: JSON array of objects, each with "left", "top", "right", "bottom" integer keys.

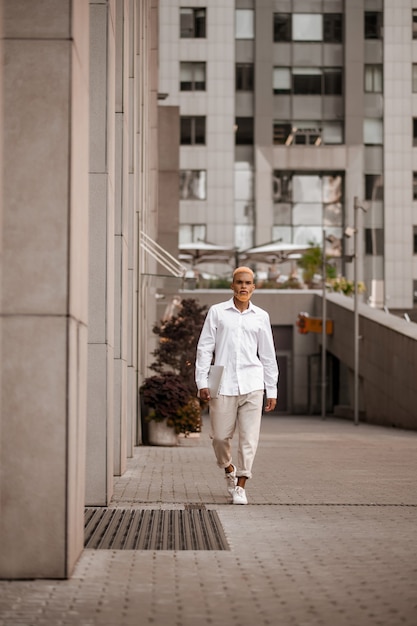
[
  {"left": 235, "top": 117, "right": 254, "bottom": 145},
  {"left": 273, "top": 13, "right": 291, "bottom": 42},
  {"left": 180, "top": 116, "right": 206, "bottom": 145},
  {"left": 365, "top": 65, "right": 383, "bottom": 93},
  {"left": 179, "top": 169, "right": 207, "bottom": 201},
  {"left": 180, "top": 8, "right": 206, "bottom": 39},
  {"left": 323, "top": 13, "right": 343, "bottom": 43},
  {"left": 236, "top": 63, "right": 254, "bottom": 91},
  {"left": 180, "top": 61, "right": 206, "bottom": 92},
  {"left": 364, "top": 12, "right": 383, "bottom": 39}
]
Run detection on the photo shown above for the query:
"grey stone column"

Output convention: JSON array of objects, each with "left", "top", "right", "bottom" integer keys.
[
  {"left": 86, "top": 0, "right": 116, "bottom": 505},
  {"left": 0, "top": 0, "right": 89, "bottom": 578}
]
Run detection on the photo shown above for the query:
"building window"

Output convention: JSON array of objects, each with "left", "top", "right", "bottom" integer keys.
[
  {"left": 364, "top": 12, "right": 383, "bottom": 39},
  {"left": 180, "top": 8, "right": 206, "bottom": 38},
  {"left": 293, "top": 14, "right": 322, "bottom": 41},
  {"left": 179, "top": 224, "right": 206, "bottom": 244},
  {"left": 272, "top": 171, "right": 343, "bottom": 247},
  {"left": 235, "top": 118, "right": 254, "bottom": 145},
  {"left": 273, "top": 13, "right": 343, "bottom": 43},
  {"left": 365, "top": 65, "right": 383, "bottom": 93},
  {"left": 324, "top": 68, "right": 343, "bottom": 94},
  {"left": 413, "top": 119, "right": 417, "bottom": 147},
  {"left": 273, "top": 13, "right": 291, "bottom": 42},
  {"left": 180, "top": 116, "right": 206, "bottom": 145},
  {"left": 273, "top": 67, "right": 291, "bottom": 94},
  {"left": 179, "top": 170, "right": 206, "bottom": 200},
  {"left": 413, "top": 10, "right": 417, "bottom": 39},
  {"left": 413, "top": 174, "right": 417, "bottom": 200},
  {"left": 323, "top": 14, "right": 343, "bottom": 43},
  {"left": 365, "top": 174, "right": 383, "bottom": 201},
  {"left": 273, "top": 121, "right": 343, "bottom": 146},
  {"left": 236, "top": 9, "right": 254, "bottom": 39},
  {"left": 180, "top": 62, "right": 206, "bottom": 91},
  {"left": 365, "top": 228, "right": 384, "bottom": 255},
  {"left": 236, "top": 64, "right": 254, "bottom": 91},
  {"left": 413, "top": 226, "right": 417, "bottom": 254},
  {"left": 413, "top": 280, "right": 417, "bottom": 304},
  {"left": 273, "top": 67, "right": 342, "bottom": 95},
  {"left": 412, "top": 65, "right": 417, "bottom": 93},
  {"left": 363, "top": 119, "right": 383, "bottom": 145}
]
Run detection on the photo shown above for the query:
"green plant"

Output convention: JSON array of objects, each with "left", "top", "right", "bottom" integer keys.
[
  {"left": 141, "top": 298, "right": 208, "bottom": 436},
  {"left": 150, "top": 298, "right": 208, "bottom": 397},
  {"left": 297, "top": 242, "right": 337, "bottom": 287}
]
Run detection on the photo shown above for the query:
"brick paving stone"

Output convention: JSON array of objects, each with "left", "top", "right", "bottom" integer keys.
[{"left": 1, "top": 415, "right": 417, "bottom": 626}]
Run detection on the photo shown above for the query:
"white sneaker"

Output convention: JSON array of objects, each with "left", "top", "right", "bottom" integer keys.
[
  {"left": 225, "top": 464, "right": 237, "bottom": 495},
  {"left": 232, "top": 486, "right": 248, "bottom": 505}
]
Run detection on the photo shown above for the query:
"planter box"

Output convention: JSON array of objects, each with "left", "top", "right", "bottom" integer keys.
[{"left": 148, "top": 419, "right": 179, "bottom": 446}]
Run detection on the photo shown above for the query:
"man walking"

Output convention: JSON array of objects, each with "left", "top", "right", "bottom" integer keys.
[{"left": 195, "top": 267, "right": 279, "bottom": 504}]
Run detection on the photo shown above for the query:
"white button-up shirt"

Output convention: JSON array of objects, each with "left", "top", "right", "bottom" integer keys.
[{"left": 195, "top": 298, "right": 279, "bottom": 398}]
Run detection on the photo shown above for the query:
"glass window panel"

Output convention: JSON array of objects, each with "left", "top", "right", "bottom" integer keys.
[
  {"left": 235, "top": 163, "right": 254, "bottom": 201},
  {"left": 414, "top": 119, "right": 417, "bottom": 146},
  {"left": 322, "top": 175, "right": 342, "bottom": 204},
  {"left": 273, "top": 13, "right": 291, "bottom": 42},
  {"left": 365, "top": 12, "right": 383, "bottom": 39},
  {"left": 293, "top": 14, "right": 322, "bottom": 41},
  {"left": 273, "top": 203, "right": 292, "bottom": 225},
  {"left": 235, "top": 200, "right": 254, "bottom": 223},
  {"left": 236, "top": 9, "right": 254, "bottom": 39},
  {"left": 324, "top": 69, "right": 342, "bottom": 95},
  {"left": 413, "top": 10, "right": 417, "bottom": 40},
  {"left": 365, "top": 65, "right": 383, "bottom": 93},
  {"left": 293, "top": 175, "right": 322, "bottom": 202},
  {"left": 323, "top": 203, "right": 342, "bottom": 227},
  {"left": 413, "top": 174, "right": 417, "bottom": 201},
  {"left": 365, "top": 228, "right": 384, "bottom": 255},
  {"left": 236, "top": 64, "right": 254, "bottom": 91},
  {"left": 179, "top": 224, "right": 206, "bottom": 244},
  {"left": 322, "top": 122, "right": 343, "bottom": 144},
  {"left": 179, "top": 170, "right": 206, "bottom": 200},
  {"left": 180, "top": 117, "right": 192, "bottom": 144},
  {"left": 273, "top": 121, "right": 293, "bottom": 144},
  {"left": 273, "top": 68, "right": 291, "bottom": 94},
  {"left": 293, "top": 203, "right": 322, "bottom": 225},
  {"left": 323, "top": 14, "right": 343, "bottom": 43},
  {"left": 273, "top": 172, "right": 293, "bottom": 202},
  {"left": 365, "top": 174, "right": 383, "bottom": 201},
  {"left": 293, "top": 225, "right": 322, "bottom": 246},
  {"left": 180, "top": 9, "right": 194, "bottom": 38},
  {"left": 293, "top": 68, "right": 322, "bottom": 95},
  {"left": 235, "top": 117, "right": 254, "bottom": 145},
  {"left": 272, "top": 225, "right": 292, "bottom": 242},
  {"left": 235, "top": 224, "right": 254, "bottom": 250},
  {"left": 413, "top": 225, "right": 417, "bottom": 252},
  {"left": 195, "top": 9, "right": 206, "bottom": 37},
  {"left": 363, "top": 119, "right": 383, "bottom": 145},
  {"left": 194, "top": 117, "right": 205, "bottom": 144}
]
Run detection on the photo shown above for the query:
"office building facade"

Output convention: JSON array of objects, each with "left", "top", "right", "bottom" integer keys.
[{"left": 159, "top": 0, "right": 417, "bottom": 310}]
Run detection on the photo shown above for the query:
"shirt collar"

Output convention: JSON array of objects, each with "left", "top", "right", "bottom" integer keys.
[{"left": 226, "top": 297, "right": 255, "bottom": 313}]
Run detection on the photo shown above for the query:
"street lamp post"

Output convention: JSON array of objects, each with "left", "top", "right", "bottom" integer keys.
[
  {"left": 353, "top": 196, "right": 366, "bottom": 425},
  {"left": 321, "top": 229, "right": 327, "bottom": 420}
]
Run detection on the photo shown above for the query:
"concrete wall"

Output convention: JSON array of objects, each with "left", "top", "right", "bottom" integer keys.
[
  {"left": 0, "top": 0, "right": 89, "bottom": 578},
  {"left": 0, "top": 0, "right": 159, "bottom": 579},
  {"left": 325, "top": 293, "right": 417, "bottom": 429}
]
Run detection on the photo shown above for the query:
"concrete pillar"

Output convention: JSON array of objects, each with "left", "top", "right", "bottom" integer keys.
[
  {"left": 86, "top": 0, "right": 116, "bottom": 505},
  {"left": 0, "top": 0, "right": 89, "bottom": 578}
]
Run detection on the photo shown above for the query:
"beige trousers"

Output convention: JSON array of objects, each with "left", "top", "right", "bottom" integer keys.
[{"left": 209, "top": 390, "right": 264, "bottom": 479}]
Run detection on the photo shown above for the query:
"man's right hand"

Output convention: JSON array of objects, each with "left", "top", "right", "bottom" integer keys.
[{"left": 199, "top": 387, "right": 211, "bottom": 402}]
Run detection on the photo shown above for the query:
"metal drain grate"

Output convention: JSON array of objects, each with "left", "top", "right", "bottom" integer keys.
[{"left": 84, "top": 507, "right": 229, "bottom": 551}]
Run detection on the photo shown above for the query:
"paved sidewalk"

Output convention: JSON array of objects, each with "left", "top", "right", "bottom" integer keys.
[{"left": 1, "top": 414, "right": 417, "bottom": 626}]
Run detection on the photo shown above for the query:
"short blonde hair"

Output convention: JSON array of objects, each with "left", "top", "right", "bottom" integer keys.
[{"left": 232, "top": 266, "right": 254, "bottom": 280}]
